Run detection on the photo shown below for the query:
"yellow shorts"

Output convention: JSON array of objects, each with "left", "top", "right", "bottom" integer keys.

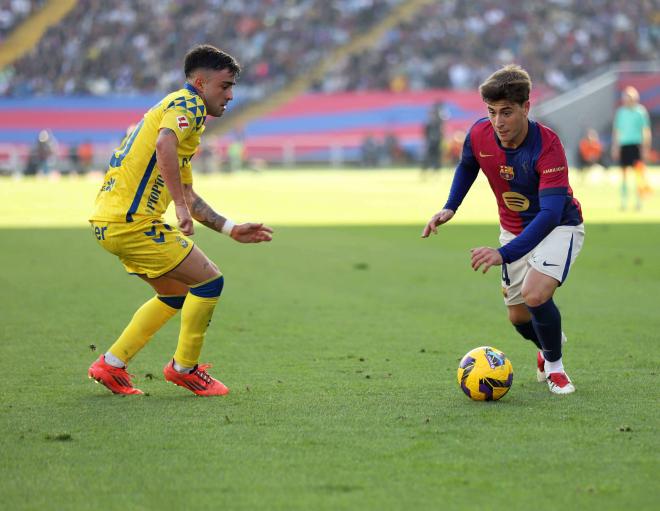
[{"left": 90, "top": 217, "right": 194, "bottom": 279}]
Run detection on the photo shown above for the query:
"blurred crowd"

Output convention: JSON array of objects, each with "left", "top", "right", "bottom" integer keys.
[
  {"left": 0, "top": 0, "right": 44, "bottom": 42},
  {"left": 2, "top": 0, "right": 657, "bottom": 98},
  {"left": 0, "top": 0, "right": 400, "bottom": 98},
  {"left": 318, "top": 0, "right": 659, "bottom": 93}
]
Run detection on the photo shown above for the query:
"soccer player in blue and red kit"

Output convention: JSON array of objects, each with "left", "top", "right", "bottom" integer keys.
[{"left": 422, "top": 65, "right": 584, "bottom": 395}]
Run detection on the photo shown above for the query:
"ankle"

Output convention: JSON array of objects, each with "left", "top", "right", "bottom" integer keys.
[{"left": 104, "top": 352, "right": 126, "bottom": 368}]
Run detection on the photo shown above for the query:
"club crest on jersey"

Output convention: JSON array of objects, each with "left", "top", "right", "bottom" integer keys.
[
  {"left": 499, "top": 165, "right": 515, "bottom": 180},
  {"left": 176, "top": 115, "right": 189, "bottom": 131}
]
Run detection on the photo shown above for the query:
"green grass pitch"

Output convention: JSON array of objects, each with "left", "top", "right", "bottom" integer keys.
[{"left": 0, "top": 170, "right": 659, "bottom": 510}]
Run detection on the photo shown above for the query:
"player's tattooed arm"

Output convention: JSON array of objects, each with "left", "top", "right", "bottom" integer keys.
[
  {"left": 184, "top": 184, "right": 230, "bottom": 233},
  {"left": 157, "top": 128, "right": 194, "bottom": 235}
]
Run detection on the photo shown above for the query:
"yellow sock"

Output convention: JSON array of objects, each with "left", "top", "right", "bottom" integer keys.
[
  {"left": 108, "top": 296, "right": 183, "bottom": 364},
  {"left": 173, "top": 276, "right": 223, "bottom": 368}
]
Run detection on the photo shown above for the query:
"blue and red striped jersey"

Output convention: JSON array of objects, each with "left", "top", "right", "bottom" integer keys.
[{"left": 443, "top": 118, "right": 583, "bottom": 262}]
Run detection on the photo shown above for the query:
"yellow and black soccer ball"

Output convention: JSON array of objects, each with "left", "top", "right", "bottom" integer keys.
[{"left": 457, "top": 346, "right": 513, "bottom": 401}]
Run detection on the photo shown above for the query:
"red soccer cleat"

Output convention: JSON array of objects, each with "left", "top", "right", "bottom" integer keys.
[
  {"left": 88, "top": 355, "right": 143, "bottom": 395},
  {"left": 546, "top": 371, "right": 575, "bottom": 395},
  {"left": 163, "top": 360, "right": 229, "bottom": 396},
  {"left": 536, "top": 332, "right": 568, "bottom": 382}
]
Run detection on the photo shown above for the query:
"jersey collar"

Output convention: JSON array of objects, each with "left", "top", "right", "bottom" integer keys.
[{"left": 184, "top": 82, "right": 200, "bottom": 96}]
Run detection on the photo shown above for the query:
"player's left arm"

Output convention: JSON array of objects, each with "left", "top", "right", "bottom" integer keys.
[
  {"left": 501, "top": 139, "right": 568, "bottom": 261},
  {"left": 184, "top": 184, "right": 273, "bottom": 243}
]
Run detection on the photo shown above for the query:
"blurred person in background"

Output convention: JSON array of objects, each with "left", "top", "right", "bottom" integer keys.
[
  {"left": 423, "top": 65, "right": 584, "bottom": 395},
  {"left": 77, "top": 140, "right": 94, "bottom": 175},
  {"left": 88, "top": 45, "right": 273, "bottom": 397},
  {"left": 611, "top": 86, "right": 652, "bottom": 210},
  {"left": 34, "top": 129, "right": 57, "bottom": 176},
  {"left": 446, "top": 130, "right": 466, "bottom": 167},
  {"left": 577, "top": 128, "right": 607, "bottom": 174},
  {"left": 227, "top": 137, "right": 245, "bottom": 173},
  {"left": 383, "top": 132, "right": 406, "bottom": 167},
  {"left": 420, "top": 102, "right": 444, "bottom": 175},
  {"left": 360, "top": 133, "right": 379, "bottom": 168}
]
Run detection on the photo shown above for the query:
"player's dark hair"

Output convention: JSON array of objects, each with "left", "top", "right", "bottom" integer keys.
[
  {"left": 479, "top": 64, "right": 531, "bottom": 105},
  {"left": 184, "top": 45, "right": 241, "bottom": 78}
]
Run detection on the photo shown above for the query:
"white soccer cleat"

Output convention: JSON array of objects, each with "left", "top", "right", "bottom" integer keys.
[
  {"left": 536, "top": 332, "right": 568, "bottom": 382},
  {"left": 546, "top": 371, "right": 575, "bottom": 395},
  {"left": 536, "top": 352, "right": 546, "bottom": 382}
]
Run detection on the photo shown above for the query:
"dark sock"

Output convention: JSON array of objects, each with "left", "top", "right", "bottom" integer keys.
[
  {"left": 513, "top": 321, "right": 542, "bottom": 350},
  {"left": 527, "top": 299, "right": 562, "bottom": 362}
]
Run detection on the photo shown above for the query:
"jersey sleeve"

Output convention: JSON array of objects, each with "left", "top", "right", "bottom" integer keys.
[
  {"left": 498, "top": 194, "right": 565, "bottom": 263},
  {"left": 536, "top": 136, "right": 569, "bottom": 197},
  {"left": 160, "top": 107, "right": 196, "bottom": 143}
]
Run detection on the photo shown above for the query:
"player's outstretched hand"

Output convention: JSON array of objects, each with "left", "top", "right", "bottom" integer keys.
[
  {"left": 470, "top": 247, "right": 503, "bottom": 274},
  {"left": 176, "top": 203, "right": 194, "bottom": 236},
  {"left": 421, "top": 209, "right": 455, "bottom": 238},
  {"left": 230, "top": 223, "right": 274, "bottom": 243}
]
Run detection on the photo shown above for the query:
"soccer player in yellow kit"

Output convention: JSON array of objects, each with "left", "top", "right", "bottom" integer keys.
[{"left": 88, "top": 45, "right": 273, "bottom": 396}]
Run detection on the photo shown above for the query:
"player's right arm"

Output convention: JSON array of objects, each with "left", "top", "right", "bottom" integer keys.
[
  {"left": 422, "top": 130, "right": 480, "bottom": 238},
  {"left": 183, "top": 185, "right": 273, "bottom": 243},
  {"left": 156, "top": 128, "right": 194, "bottom": 235}
]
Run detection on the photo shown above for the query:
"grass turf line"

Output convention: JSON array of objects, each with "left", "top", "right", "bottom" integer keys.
[
  {"left": 0, "top": 224, "right": 658, "bottom": 510},
  {"left": 1, "top": 167, "right": 659, "bottom": 227}
]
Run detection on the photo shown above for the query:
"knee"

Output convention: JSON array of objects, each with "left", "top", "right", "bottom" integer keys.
[
  {"left": 190, "top": 275, "right": 224, "bottom": 298},
  {"left": 522, "top": 287, "right": 549, "bottom": 308}
]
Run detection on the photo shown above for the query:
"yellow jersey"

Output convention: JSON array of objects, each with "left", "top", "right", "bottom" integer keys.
[{"left": 91, "top": 83, "right": 207, "bottom": 222}]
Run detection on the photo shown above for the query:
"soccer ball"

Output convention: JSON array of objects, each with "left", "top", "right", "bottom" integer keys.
[{"left": 457, "top": 346, "right": 513, "bottom": 401}]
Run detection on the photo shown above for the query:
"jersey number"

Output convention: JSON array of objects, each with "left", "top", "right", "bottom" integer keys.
[{"left": 109, "top": 119, "right": 145, "bottom": 168}]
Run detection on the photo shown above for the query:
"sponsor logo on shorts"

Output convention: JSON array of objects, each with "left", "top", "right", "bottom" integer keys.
[
  {"left": 542, "top": 261, "right": 559, "bottom": 267},
  {"left": 502, "top": 191, "right": 529, "bottom": 211},
  {"left": 499, "top": 165, "right": 515, "bottom": 180}
]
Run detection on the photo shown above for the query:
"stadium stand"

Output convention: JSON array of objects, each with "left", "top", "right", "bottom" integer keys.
[
  {"left": 1, "top": 0, "right": 403, "bottom": 97},
  {"left": 0, "top": 0, "right": 46, "bottom": 42},
  {"left": 0, "top": 0, "right": 658, "bottom": 170},
  {"left": 2, "top": 0, "right": 657, "bottom": 98},
  {"left": 320, "top": 0, "right": 659, "bottom": 93}
]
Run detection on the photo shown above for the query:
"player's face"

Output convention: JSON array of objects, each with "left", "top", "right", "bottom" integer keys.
[
  {"left": 194, "top": 69, "right": 236, "bottom": 117},
  {"left": 485, "top": 100, "right": 530, "bottom": 148}
]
